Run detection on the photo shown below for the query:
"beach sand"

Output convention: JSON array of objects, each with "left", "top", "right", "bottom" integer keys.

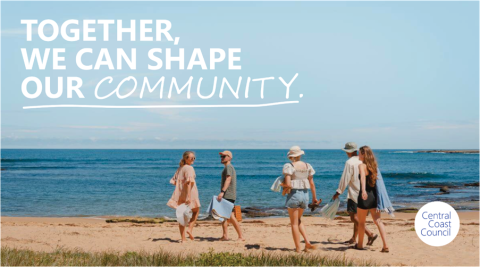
[{"left": 2, "top": 212, "right": 479, "bottom": 266}]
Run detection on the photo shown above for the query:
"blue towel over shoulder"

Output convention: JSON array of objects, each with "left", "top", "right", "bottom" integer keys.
[{"left": 376, "top": 169, "right": 395, "bottom": 217}]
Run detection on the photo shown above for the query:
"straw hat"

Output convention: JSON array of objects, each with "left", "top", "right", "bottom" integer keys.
[{"left": 287, "top": 146, "right": 305, "bottom": 158}]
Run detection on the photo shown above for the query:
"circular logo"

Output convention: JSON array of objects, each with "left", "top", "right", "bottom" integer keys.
[{"left": 415, "top": 201, "right": 460, "bottom": 246}]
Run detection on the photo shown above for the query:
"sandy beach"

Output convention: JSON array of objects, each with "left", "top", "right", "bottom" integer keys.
[{"left": 2, "top": 212, "right": 479, "bottom": 266}]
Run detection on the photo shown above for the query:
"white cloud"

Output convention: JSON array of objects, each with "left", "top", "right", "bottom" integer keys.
[
  {"left": 63, "top": 122, "right": 164, "bottom": 132},
  {"left": 1, "top": 29, "right": 29, "bottom": 35},
  {"left": 16, "top": 129, "right": 39, "bottom": 133},
  {"left": 0, "top": 27, "right": 52, "bottom": 36},
  {"left": 352, "top": 127, "right": 395, "bottom": 133},
  {"left": 421, "top": 121, "right": 478, "bottom": 130}
]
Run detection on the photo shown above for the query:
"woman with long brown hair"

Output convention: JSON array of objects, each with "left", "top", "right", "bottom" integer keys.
[
  {"left": 167, "top": 151, "right": 201, "bottom": 242},
  {"left": 355, "top": 146, "right": 389, "bottom": 252}
]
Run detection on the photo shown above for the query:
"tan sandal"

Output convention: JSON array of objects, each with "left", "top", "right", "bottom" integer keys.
[
  {"left": 367, "top": 234, "right": 378, "bottom": 246},
  {"left": 308, "top": 199, "right": 323, "bottom": 212}
]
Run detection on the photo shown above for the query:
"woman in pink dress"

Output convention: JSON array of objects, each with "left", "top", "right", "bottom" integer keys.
[{"left": 167, "top": 151, "right": 201, "bottom": 242}]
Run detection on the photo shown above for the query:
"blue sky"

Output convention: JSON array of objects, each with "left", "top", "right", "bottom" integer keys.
[{"left": 1, "top": 1, "right": 478, "bottom": 149}]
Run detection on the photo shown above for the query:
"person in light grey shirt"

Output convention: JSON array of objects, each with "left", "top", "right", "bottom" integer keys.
[{"left": 217, "top": 150, "right": 244, "bottom": 241}]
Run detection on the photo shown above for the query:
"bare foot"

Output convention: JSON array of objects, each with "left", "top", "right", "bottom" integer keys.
[
  {"left": 186, "top": 230, "right": 194, "bottom": 240},
  {"left": 305, "top": 243, "right": 317, "bottom": 250},
  {"left": 220, "top": 237, "right": 230, "bottom": 241},
  {"left": 237, "top": 237, "right": 246, "bottom": 242}
]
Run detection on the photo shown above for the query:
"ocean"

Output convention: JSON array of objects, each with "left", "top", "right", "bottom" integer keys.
[{"left": 1, "top": 149, "right": 478, "bottom": 218}]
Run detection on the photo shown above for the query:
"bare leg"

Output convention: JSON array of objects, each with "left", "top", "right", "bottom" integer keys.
[
  {"left": 348, "top": 212, "right": 357, "bottom": 243},
  {"left": 356, "top": 208, "right": 368, "bottom": 249},
  {"left": 227, "top": 211, "right": 245, "bottom": 241},
  {"left": 297, "top": 209, "right": 315, "bottom": 250},
  {"left": 363, "top": 211, "right": 374, "bottom": 238},
  {"left": 186, "top": 207, "right": 199, "bottom": 240},
  {"left": 370, "top": 209, "right": 389, "bottom": 250},
  {"left": 178, "top": 224, "right": 186, "bottom": 242},
  {"left": 288, "top": 208, "right": 302, "bottom": 253},
  {"left": 348, "top": 211, "right": 374, "bottom": 244},
  {"left": 365, "top": 226, "right": 374, "bottom": 238},
  {"left": 221, "top": 219, "right": 229, "bottom": 241}
]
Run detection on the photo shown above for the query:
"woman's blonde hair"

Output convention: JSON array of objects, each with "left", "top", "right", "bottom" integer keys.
[
  {"left": 359, "top": 146, "right": 378, "bottom": 187},
  {"left": 179, "top": 151, "right": 195, "bottom": 167}
]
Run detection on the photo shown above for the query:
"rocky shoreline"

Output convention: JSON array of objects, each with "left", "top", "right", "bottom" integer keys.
[
  {"left": 412, "top": 181, "right": 479, "bottom": 197},
  {"left": 416, "top": 150, "right": 479, "bottom": 154},
  {"left": 239, "top": 200, "right": 479, "bottom": 218}
]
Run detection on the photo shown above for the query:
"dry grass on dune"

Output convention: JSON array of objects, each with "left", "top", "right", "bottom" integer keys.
[{"left": 1, "top": 247, "right": 375, "bottom": 266}]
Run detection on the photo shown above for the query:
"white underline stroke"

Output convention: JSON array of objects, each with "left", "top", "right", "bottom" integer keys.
[{"left": 23, "top": 101, "right": 299, "bottom": 109}]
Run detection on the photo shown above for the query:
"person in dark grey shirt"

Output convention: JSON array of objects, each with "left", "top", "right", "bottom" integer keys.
[
  {"left": 221, "top": 164, "right": 236, "bottom": 201},
  {"left": 218, "top": 150, "right": 245, "bottom": 241}
]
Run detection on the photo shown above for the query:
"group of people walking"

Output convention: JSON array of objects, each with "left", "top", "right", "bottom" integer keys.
[{"left": 166, "top": 142, "right": 390, "bottom": 253}]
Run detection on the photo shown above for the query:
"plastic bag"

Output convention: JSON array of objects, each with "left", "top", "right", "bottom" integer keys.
[
  {"left": 319, "top": 198, "right": 340, "bottom": 220},
  {"left": 270, "top": 176, "right": 283, "bottom": 192}
]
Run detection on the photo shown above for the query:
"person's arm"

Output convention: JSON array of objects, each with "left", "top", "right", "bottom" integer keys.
[
  {"left": 308, "top": 175, "right": 318, "bottom": 203},
  {"left": 217, "top": 176, "right": 231, "bottom": 201},
  {"left": 185, "top": 166, "right": 195, "bottom": 204},
  {"left": 359, "top": 164, "right": 368, "bottom": 200},
  {"left": 282, "top": 174, "right": 292, "bottom": 196},
  {"left": 333, "top": 162, "right": 352, "bottom": 200},
  {"left": 280, "top": 164, "right": 293, "bottom": 196}
]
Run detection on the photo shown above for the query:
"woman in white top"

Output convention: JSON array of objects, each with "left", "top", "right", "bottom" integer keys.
[{"left": 282, "top": 146, "right": 320, "bottom": 252}]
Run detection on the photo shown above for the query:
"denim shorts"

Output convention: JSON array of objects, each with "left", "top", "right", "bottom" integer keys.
[{"left": 285, "top": 189, "right": 309, "bottom": 209}]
